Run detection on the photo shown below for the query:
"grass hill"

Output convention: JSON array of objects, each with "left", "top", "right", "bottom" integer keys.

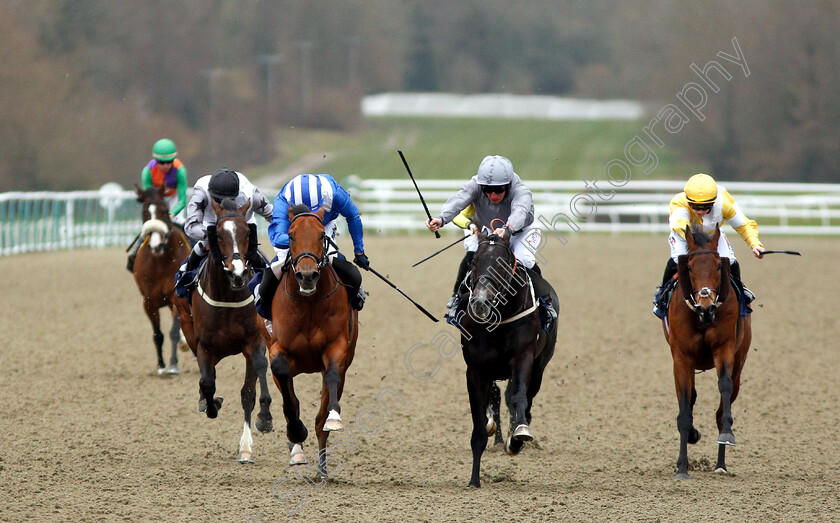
[{"left": 249, "top": 116, "right": 704, "bottom": 186}]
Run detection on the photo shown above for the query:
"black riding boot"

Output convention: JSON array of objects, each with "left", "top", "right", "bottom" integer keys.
[
  {"left": 729, "top": 261, "right": 756, "bottom": 303},
  {"left": 653, "top": 258, "right": 678, "bottom": 304},
  {"left": 255, "top": 268, "right": 280, "bottom": 320},
  {"left": 332, "top": 257, "right": 365, "bottom": 310},
  {"left": 447, "top": 251, "right": 474, "bottom": 308},
  {"left": 126, "top": 251, "right": 137, "bottom": 272},
  {"left": 182, "top": 250, "right": 204, "bottom": 273},
  {"left": 526, "top": 265, "right": 557, "bottom": 327}
]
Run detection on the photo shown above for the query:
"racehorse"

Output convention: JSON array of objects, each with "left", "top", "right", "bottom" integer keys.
[
  {"left": 131, "top": 185, "right": 190, "bottom": 375},
  {"left": 664, "top": 225, "right": 751, "bottom": 479},
  {"left": 458, "top": 229, "right": 558, "bottom": 488},
  {"left": 175, "top": 197, "right": 274, "bottom": 463},
  {"left": 268, "top": 205, "right": 358, "bottom": 477}
]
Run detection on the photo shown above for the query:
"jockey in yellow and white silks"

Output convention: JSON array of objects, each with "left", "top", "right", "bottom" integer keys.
[{"left": 653, "top": 173, "right": 765, "bottom": 318}]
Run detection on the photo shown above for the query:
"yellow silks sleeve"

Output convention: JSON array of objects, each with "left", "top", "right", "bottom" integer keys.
[
  {"left": 451, "top": 205, "right": 476, "bottom": 229},
  {"left": 721, "top": 189, "right": 763, "bottom": 249}
]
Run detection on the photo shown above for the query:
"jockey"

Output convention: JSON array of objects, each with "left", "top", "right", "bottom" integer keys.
[
  {"left": 126, "top": 138, "right": 188, "bottom": 271},
  {"left": 652, "top": 173, "right": 765, "bottom": 319},
  {"left": 256, "top": 173, "right": 369, "bottom": 313},
  {"left": 425, "top": 155, "right": 556, "bottom": 324},
  {"left": 176, "top": 168, "right": 273, "bottom": 285}
]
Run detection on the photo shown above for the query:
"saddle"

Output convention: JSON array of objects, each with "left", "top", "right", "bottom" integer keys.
[
  {"left": 174, "top": 257, "right": 208, "bottom": 301},
  {"left": 249, "top": 253, "right": 364, "bottom": 322},
  {"left": 653, "top": 276, "right": 752, "bottom": 320},
  {"left": 445, "top": 271, "right": 555, "bottom": 333}
]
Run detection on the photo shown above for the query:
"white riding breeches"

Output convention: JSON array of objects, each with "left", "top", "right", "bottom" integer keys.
[
  {"left": 465, "top": 222, "right": 541, "bottom": 269},
  {"left": 272, "top": 220, "right": 339, "bottom": 277},
  {"left": 164, "top": 193, "right": 186, "bottom": 225},
  {"left": 669, "top": 230, "right": 736, "bottom": 263}
]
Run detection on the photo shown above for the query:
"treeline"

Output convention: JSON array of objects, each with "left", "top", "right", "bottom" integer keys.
[{"left": 1, "top": 0, "right": 837, "bottom": 191}]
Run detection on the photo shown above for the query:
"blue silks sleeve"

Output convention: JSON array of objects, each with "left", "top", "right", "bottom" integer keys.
[
  {"left": 331, "top": 183, "right": 365, "bottom": 254},
  {"left": 268, "top": 194, "right": 292, "bottom": 249}
]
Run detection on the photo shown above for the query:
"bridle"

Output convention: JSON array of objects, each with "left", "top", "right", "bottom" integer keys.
[
  {"left": 288, "top": 212, "right": 329, "bottom": 272},
  {"left": 282, "top": 211, "right": 342, "bottom": 301},
  {"left": 678, "top": 249, "right": 730, "bottom": 319}
]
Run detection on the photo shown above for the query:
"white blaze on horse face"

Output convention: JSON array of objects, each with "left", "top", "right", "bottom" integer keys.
[{"left": 222, "top": 220, "right": 246, "bottom": 276}]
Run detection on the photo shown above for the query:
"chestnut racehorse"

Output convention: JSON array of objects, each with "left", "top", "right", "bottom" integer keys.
[
  {"left": 132, "top": 185, "right": 190, "bottom": 375},
  {"left": 665, "top": 225, "right": 751, "bottom": 479},
  {"left": 268, "top": 205, "right": 358, "bottom": 477},
  {"left": 175, "top": 197, "right": 274, "bottom": 463}
]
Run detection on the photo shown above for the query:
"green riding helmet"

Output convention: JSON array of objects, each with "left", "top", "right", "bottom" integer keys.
[{"left": 152, "top": 138, "right": 178, "bottom": 162}]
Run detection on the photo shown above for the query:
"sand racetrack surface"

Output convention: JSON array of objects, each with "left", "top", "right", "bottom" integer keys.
[{"left": 1, "top": 233, "right": 838, "bottom": 522}]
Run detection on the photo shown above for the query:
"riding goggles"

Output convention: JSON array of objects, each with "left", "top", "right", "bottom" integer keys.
[
  {"left": 481, "top": 184, "right": 509, "bottom": 195},
  {"left": 689, "top": 202, "right": 714, "bottom": 212}
]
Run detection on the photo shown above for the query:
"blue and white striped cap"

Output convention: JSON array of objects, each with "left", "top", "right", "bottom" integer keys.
[{"left": 283, "top": 174, "right": 333, "bottom": 212}]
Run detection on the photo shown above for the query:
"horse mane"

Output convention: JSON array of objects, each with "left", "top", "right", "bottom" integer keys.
[
  {"left": 290, "top": 203, "right": 312, "bottom": 216},
  {"left": 219, "top": 198, "right": 240, "bottom": 212},
  {"left": 689, "top": 225, "right": 713, "bottom": 248}
]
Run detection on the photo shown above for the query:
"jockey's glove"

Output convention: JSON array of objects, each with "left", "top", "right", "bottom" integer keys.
[{"left": 353, "top": 252, "right": 370, "bottom": 271}]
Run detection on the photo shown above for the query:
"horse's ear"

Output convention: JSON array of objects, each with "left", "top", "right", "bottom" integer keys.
[
  {"left": 156, "top": 184, "right": 165, "bottom": 199},
  {"left": 316, "top": 207, "right": 326, "bottom": 220},
  {"left": 719, "top": 256, "right": 731, "bottom": 303},
  {"left": 677, "top": 255, "right": 693, "bottom": 300},
  {"left": 135, "top": 184, "right": 144, "bottom": 202},
  {"left": 238, "top": 200, "right": 251, "bottom": 216},
  {"left": 684, "top": 226, "right": 695, "bottom": 250},
  {"left": 502, "top": 227, "right": 512, "bottom": 242},
  {"left": 710, "top": 223, "right": 721, "bottom": 248},
  {"left": 210, "top": 197, "right": 223, "bottom": 216}
]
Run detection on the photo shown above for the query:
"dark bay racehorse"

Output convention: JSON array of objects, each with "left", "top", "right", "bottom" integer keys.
[
  {"left": 459, "top": 230, "right": 558, "bottom": 488},
  {"left": 664, "top": 225, "right": 751, "bottom": 479},
  {"left": 132, "top": 185, "right": 190, "bottom": 375},
  {"left": 269, "top": 205, "right": 358, "bottom": 476},
  {"left": 175, "top": 198, "right": 273, "bottom": 463}
]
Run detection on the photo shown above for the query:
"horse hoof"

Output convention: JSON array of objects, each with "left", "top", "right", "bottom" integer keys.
[
  {"left": 165, "top": 365, "right": 180, "bottom": 376},
  {"left": 289, "top": 444, "right": 308, "bottom": 466},
  {"left": 505, "top": 437, "right": 524, "bottom": 456},
  {"left": 156, "top": 367, "right": 166, "bottom": 376},
  {"left": 486, "top": 418, "right": 496, "bottom": 437},
  {"left": 511, "top": 424, "right": 534, "bottom": 443},
  {"left": 214, "top": 396, "right": 224, "bottom": 410},
  {"left": 323, "top": 410, "right": 344, "bottom": 432},
  {"left": 717, "top": 432, "right": 736, "bottom": 446},
  {"left": 714, "top": 467, "right": 730, "bottom": 475},
  {"left": 688, "top": 427, "right": 701, "bottom": 444},
  {"left": 237, "top": 451, "right": 255, "bottom": 464},
  {"left": 466, "top": 481, "right": 481, "bottom": 489},
  {"left": 198, "top": 399, "right": 207, "bottom": 413},
  {"left": 255, "top": 418, "right": 273, "bottom": 434},
  {"left": 674, "top": 472, "right": 691, "bottom": 480}
]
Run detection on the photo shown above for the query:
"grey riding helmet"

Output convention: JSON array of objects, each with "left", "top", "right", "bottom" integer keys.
[{"left": 476, "top": 155, "right": 514, "bottom": 187}]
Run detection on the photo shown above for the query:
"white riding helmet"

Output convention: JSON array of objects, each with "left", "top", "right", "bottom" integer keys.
[{"left": 476, "top": 155, "right": 514, "bottom": 186}]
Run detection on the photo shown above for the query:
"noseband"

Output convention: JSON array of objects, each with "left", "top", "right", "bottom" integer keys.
[
  {"left": 470, "top": 238, "right": 519, "bottom": 301},
  {"left": 679, "top": 249, "right": 728, "bottom": 318}
]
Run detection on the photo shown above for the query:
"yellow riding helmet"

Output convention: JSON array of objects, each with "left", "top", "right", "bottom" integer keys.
[{"left": 684, "top": 173, "right": 717, "bottom": 204}]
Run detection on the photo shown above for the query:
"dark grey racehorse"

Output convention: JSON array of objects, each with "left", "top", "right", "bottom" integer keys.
[{"left": 458, "top": 230, "right": 558, "bottom": 488}]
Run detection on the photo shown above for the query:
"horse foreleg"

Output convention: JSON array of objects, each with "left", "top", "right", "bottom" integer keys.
[
  {"left": 505, "top": 351, "right": 536, "bottom": 455},
  {"left": 237, "top": 353, "right": 259, "bottom": 463},
  {"left": 164, "top": 308, "right": 180, "bottom": 375},
  {"left": 252, "top": 343, "right": 273, "bottom": 434},
  {"left": 270, "top": 352, "right": 308, "bottom": 464},
  {"left": 320, "top": 362, "right": 345, "bottom": 432},
  {"left": 197, "top": 348, "right": 223, "bottom": 418},
  {"left": 144, "top": 300, "right": 165, "bottom": 373},
  {"left": 487, "top": 382, "right": 503, "bottom": 446},
  {"left": 673, "top": 354, "right": 696, "bottom": 479},
  {"left": 466, "top": 368, "right": 491, "bottom": 488}
]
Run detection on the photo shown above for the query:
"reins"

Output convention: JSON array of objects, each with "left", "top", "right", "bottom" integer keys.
[
  {"left": 282, "top": 211, "right": 343, "bottom": 302},
  {"left": 468, "top": 238, "right": 535, "bottom": 325}
]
